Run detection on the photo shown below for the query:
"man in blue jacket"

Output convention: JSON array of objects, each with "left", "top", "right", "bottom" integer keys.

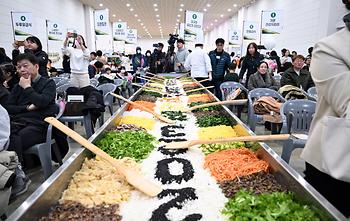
[{"left": 209, "top": 38, "right": 231, "bottom": 100}]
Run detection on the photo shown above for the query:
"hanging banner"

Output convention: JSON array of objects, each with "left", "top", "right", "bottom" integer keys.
[
  {"left": 11, "top": 12, "right": 33, "bottom": 40},
  {"left": 94, "top": 10, "right": 109, "bottom": 36},
  {"left": 112, "top": 22, "right": 127, "bottom": 41},
  {"left": 243, "top": 21, "right": 259, "bottom": 41},
  {"left": 46, "top": 20, "right": 64, "bottom": 66},
  {"left": 228, "top": 29, "right": 241, "bottom": 46},
  {"left": 261, "top": 10, "right": 283, "bottom": 34},
  {"left": 184, "top": 10, "right": 203, "bottom": 43},
  {"left": 126, "top": 29, "right": 137, "bottom": 44},
  {"left": 179, "top": 23, "right": 185, "bottom": 39}
]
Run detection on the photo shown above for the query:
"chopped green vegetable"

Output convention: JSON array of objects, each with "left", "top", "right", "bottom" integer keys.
[
  {"left": 244, "top": 141, "right": 261, "bottom": 152},
  {"left": 222, "top": 190, "right": 320, "bottom": 221},
  {"left": 94, "top": 131, "right": 156, "bottom": 162},
  {"left": 141, "top": 90, "right": 163, "bottom": 98},
  {"left": 161, "top": 111, "right": 188, "bottom": 121},
  {"left": 189, "top": 101, "right": 222, "bottom": 112},
  {"left": 200, "top": 142, "right": 246, "bottom": 155},
  {"left": 196, "top": 115, "right": 232, "bottom": 127}
]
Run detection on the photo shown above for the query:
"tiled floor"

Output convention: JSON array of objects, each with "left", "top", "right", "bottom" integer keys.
[{"left": 4, "top": 105, "right": 306, "bottom": 218}]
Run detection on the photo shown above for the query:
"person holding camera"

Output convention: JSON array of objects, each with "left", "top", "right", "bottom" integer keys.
[
  {"left": 174, "top": 39, "right": 189, "bottom": 73},
  {"left": 150, "top": 43, "right": 166, "bottom": 74},
  {"left": 62, "top": 33, "right": 90, "bottom": 88},
  {"left": 12, "top": 36, "right": 49, "bottom": 78}
]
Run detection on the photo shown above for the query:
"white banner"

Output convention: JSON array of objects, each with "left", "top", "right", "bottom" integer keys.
[
  {"left": 243, "top": 21, "right": 259, "bottom": 41},
  {"left": 261, "top": 10, "right": 283, "bottom": 34},
  {"left": 94, "top": 10, "right": 109, "bottom": 36},
  {"left": 113, "top": 22, "right": 127, "bottom": 41},
  {"left": 11, "top": 12, "right": 33, "bottom": 40},
  {"left": 184, "top": 11, "right": 203, "bottom": 43},
  {"left": 46, "top": 20, "right": 64, "bottom": 66},
  {"left": 228, "top": 29, "right": 241, "bottom": 46},
  {"left": 126, "top": 29, "right": 137, "bottom": 44}
]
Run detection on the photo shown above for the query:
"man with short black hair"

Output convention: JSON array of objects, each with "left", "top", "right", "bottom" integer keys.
[
  {"left": 280, "top": 55, "right": 315, "bottom": 91},
  {"left": 89, "top": 52, "right": 97, "bottom": 65},
  {"left": 150, "top": 43, "right": 166, "bottom": 74},
  {"left": 4, "top": 53, "right": 57, "bottom": 163},
  {"left": 208, "top": 38, "right": 231, "bottom": 100},
  {"left": 174, "top": 39, "right": 189, "bottom": 73}
]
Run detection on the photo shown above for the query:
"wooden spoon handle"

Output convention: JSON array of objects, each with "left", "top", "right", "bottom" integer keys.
[
  {"left": 189, "top": 99, "right": 248, "bottom": 111},
  {"left": 197, "top": 78, "right": 210, "bottom": 84},
  {"left": 146, "top": 72, "right": 165, "bottom": 79},
  {"left": 185, "top": 86, "right": 214, "bottom": 93},
  {"left": 131, "top": 83, "right": 165, "bottom": 95},
  {"left": 136, "top": 76, "right": 158, "bottom": 83}
]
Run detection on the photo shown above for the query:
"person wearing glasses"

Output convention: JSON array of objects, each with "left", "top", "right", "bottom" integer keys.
[
  {"left": 208, "top": 38, "right": 231, "bottom": 100},
  {"left": 280, "top": 54, "right": 315, "bottom": 91}
]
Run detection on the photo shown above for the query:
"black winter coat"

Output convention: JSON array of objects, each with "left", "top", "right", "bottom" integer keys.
[
  {"left": 12, "top": 49, "right": 49, "bottom": 78},
  {"left": 208, "top": 50, "right": 231, "bottom": 80},
  {"left": 239, "top": 52, "right": 264, "bottom": 86},
  {"left": 280, "top": 67, "right": 315, "bottom": 91}
]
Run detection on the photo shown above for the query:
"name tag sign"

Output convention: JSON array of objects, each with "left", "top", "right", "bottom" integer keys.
[{"left": 67, "top": 95, "right": 84, "bottom": 102}]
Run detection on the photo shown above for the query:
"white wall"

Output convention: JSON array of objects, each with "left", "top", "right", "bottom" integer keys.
[
  {"left": 204, "top": 0, "right": 349, "bottom": 57},
  {"left": 0, "top": 0, "right": 88, "bottom": 59}
]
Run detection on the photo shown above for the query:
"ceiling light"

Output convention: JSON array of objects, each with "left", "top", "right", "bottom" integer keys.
[
  {"left": 137, "top": 19, "right": 141, "bottom": 22},
  {"left": 112, "top": 14, "right": 116, "bottom": 17},
  {"left": 157, "top": 19, "right": 161, "bottom": 22},
  {"left": 99, "top": 3, "right": 103, "bottom": 7},
  {"left": 176, "top": 19, "right": 180, "bottom": 22},
  {"left": 207, "top": 3, "right": 211, "bottom": 7},
  {"left": 233, "top": 4, "right": 238, "bottom": 7},
  {"left": 220, "top": 14, "right": 224, "bottom": 18},
  {"left": 177, "top": 14, "right": 181, "bottom": 17},
  {"left": 126, "top": 3, "right": 130, "bottom": 7},
  {"left": 203, "top": 8, "right": 207, "bottom": 12},
  {"left": 156, "top": 14, "right": 159, "bottom": 17},
  {"left": 134, "top": 14, "right": 138, "bottom": 17},
  {"left": 130, "top": 8, "right": 134, "bottom": 11},
  {"left": 180, "top": 3, "right": 184, "bottom": 7},
  {"left": 105, "top": 8, "right": 109, "bottom": 11},
  {"left": 154, "top": 8, "right": 158, "bottom": 11},
  {"left": 215, "top": 19, "right": 218, "bottom": 22},
  {"left": 159, "top": 26, "right": 162, "bottom": 29},
  {"left": 227, "top": 8, "right": 232, "bottom": 12},
  {"left": 210, "top": 23, "right": 213, "bottom": 26},
  {"left": 118, "top": 19, "right": 122, "bottom": 22},
  {"left": 140, "top": 23, "right": 144, "bottom": 26},
  {"left": 153, "top": 3, "right": 158, "bottom": 7},
  {"left": 179, "top": 8, "right": 183, "bottom": 12}
]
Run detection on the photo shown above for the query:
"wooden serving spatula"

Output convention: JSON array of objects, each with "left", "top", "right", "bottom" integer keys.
[
  {"left": 131, "top": 83, "right": 166, "bottom": 96},
  {"left": 183, "top": 99, "right": 248, "bottom": 112},
  {"left": 111, "top": 93, "right": 175, "bottom": 124},
  {"left": 185, "top": 86, "right": 215, "bottom": 93},
  {"left": 164, "top": 134, "right": 291, "bottom": 149},
  {"left": 44, "top": 117, "right": 162, "bottom": 197}
]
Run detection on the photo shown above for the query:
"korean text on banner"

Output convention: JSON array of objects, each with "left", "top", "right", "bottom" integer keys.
[
  {"left": 46, "top": 20, "right": 64, "bottom": 65},
  {"left": 228, "top": 30, "right": 241, "bottom": 46},
  {"left": 94, "top": 10, "right": 109, "bottom": 36},
  {"left": 113, "top": 22, "right": 127, "bottom": 41},
  {"left": 261, "top": 10, "right": 283, "bottom": 34},
  {"left": 11, "top": 12, "right": 33, "bottom": 41},
  {"left": 243, "top": 21, "right": 259, "bottom": 41},
  {"left": 126, "top": 29, "right": 137, "bottom": 44},
  {"left": 184, "top": 11, "right": 203, "bottom": 43}
]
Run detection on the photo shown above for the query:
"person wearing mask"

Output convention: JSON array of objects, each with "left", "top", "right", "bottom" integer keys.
[
  {"left": 132, "top": 47, "right": 146, "bottom": 84},
  {"left": 62, "top": 33, "right": 90, "bottom": 88},
  {"left": 280, "top": 55, "right": 315, "bottom": 91},
  {"left": 208, "top": 38, "right": 231, "bottom": 100},
  {"left": 184, "top": 42, "right": 212, "bottom": 87},
  {"left": 224, "top": 62, "right": 239, "bottom": 82},
  {"left": 1, "top": 63, "right": 19, "bottom": 92},
  {"left": 12, "top": 36, "right": 49, "bottom": 78},
  {"left": 301, "top": 1, "right": 350, "bottom": 217},
  {"left": 150, "top": 43, "right": 166, "bottom": 74},
  {"left": 89, "top": 52, "right": 97, "bottom": 65},
  {"left": 144, "top": 50, "right": 152, "bottom": 68},
  {"left": 96, "top": 50, "right": 107, "bottom": 65},
  {"left": 239, "top": 42, "right": 264, "bottom": 88},
  {"left": 248, "top": 61, "right": 279, "bottom": 91},
  {"left": 4, "top": 53, "right": 57, "bottom": 163},
  {"left": 269, "top": 50, "right": 282, "bottom": 73},
  {"left": 0, "top": 48, "right": 12, "bottom": 65},
  {"left": 174, "top": 39, "right": 189, "bottom": 73}
]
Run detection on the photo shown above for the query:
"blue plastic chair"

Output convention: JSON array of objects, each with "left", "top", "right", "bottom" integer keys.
[
  {"left": 56, "top": 83, "right": 71, "bottom": 100},
  {"left": 307, "top": 87, "right": 317, "bottom": 100},
  {"left": 90, "top": 78, "right": 99, "bottom": 87},
  {"left": 248, "top": 88, "right": 286, "bottom": 131},
  {"left": 280, "top": 99, "right": 316, "bottom": 163},
  {"left": 220, "top": 81, "right": 248, "bottom": 119},
  {"left": 273, "top": 75, "right": 282, "bottom": 89},
  {"left": 96, "top": 83, "right": 117, "bottom": 126},
  {"left": 56, "top": 78, "right": 70, "bottom": 87},
  {"left": 24, "top": 101, "right": 65, "bottom": 179}
]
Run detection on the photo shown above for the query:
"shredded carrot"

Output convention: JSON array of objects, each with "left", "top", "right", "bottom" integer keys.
[
  {"left": 188, "top": 94, "right": 213, "bottom": 103},
  {"left": 159, "top": 97, "right": 180, "bottom": 102},
  {"left": 127, "top": 101, "right": 155, "bottom": 112},
  {"left": 204, "top": 148, "right": 269, "bottom": 181}
]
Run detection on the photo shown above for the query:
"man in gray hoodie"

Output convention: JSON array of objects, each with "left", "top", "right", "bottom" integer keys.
[{"left": 174, "top": 39, "right": 189, "bottom": 73}]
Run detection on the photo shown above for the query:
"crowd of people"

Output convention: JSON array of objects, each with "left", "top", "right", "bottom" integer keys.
[{"left": 0, "top": 1, "right": 349, "bottom": 216}]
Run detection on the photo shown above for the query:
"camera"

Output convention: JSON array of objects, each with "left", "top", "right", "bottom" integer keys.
[
  {"left": 167, "top": 34, "right": 179, "bottom": 46},
  {"left": 153, "top": 43, "right": 159, "bottom": 48}
]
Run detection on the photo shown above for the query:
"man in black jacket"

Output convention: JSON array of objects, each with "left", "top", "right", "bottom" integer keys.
[
  {"left": 150, "top": 43, "right": 166, "bottom": 74},
  {"left": 280, "top": 55, "right": 315, "bottom": 91},
  {"left": 4, "top": 53, "right": 57, "bottom": 162},
  {"left": 208, "top": 38, "right": 231, "bottom": 100}
]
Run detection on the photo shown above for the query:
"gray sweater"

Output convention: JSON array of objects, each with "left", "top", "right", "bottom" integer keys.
[{"left": 174, "top": 47, "right": 189, "bottom": 72}]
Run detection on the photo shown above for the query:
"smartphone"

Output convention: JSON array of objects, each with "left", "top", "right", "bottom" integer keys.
[{"left": 72, "top": 33, "right": 78, "bottom": 38}]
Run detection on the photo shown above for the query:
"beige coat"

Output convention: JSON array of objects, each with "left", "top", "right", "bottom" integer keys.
[{"left": 301, "top": 27, "right": 350, "bottom": 173}]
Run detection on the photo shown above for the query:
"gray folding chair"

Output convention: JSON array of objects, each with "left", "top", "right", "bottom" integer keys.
[
  {"left": 248, "top": 88, "right": 286, "bottom": 131},
  {"left": 307, "top": 86, "right": 317, "bottom": 100},
  {"left": 220, "top": 81, "right": 248, "bottom": 119},
  {"left": 90, "top": 78, "right": 99, "bottom": 87},
  {"left": 96, "top": 83, "right": 117, "bottom": 126},
  {"left": 56, "top": 83, "right": 71, "bottom": 99},
  {"left": 280, "top": 99, "right": 316, "bottom": 163},
  {"left": 24, "top": 101, "right": 65, "bottom": 179},
  {"left": 273, "top": 75, "right": 282, "bottom": 89}
]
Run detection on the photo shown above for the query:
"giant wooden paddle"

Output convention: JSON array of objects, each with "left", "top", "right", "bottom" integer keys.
[
  {"left": 146, "top": 72, "right": 165, "bottom": 79},
  {"left": 164, "top": 134, "right": 291, "bottom": 149},
  {"left": 111, "top": 93, "right": 175, "bottom": 124},
  {"left": 183, "top": 99, "right": 248, "bottom": 112},
  {"left": 185, "top": 86, "right": 214, "bottom": 94},
  {"left": 131, "top": 83, "right": 166, "bottom": 96},
  {"left": 44, "top": 117, "right": 162, "bottom": 197}
]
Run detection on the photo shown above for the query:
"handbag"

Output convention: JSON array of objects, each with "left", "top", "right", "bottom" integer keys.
[{"left": 321, "top": 104, "right": 350, "bottom": 182}]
